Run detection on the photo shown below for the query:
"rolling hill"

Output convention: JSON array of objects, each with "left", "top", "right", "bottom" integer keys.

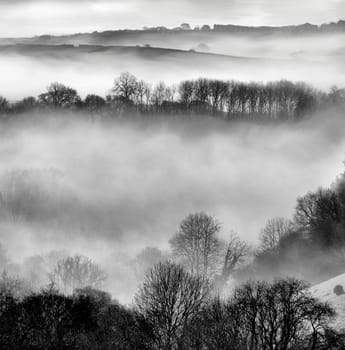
[
  {"left": 0, "top": 42, "right": 344, "bottom": 100},
  {"left": 311, "top": 273, "right": 345, "bottom": 330}
]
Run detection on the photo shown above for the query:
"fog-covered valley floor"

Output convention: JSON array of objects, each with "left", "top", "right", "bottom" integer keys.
[{"left": 0, "top": 110, "right": 344, "bottom": 301}]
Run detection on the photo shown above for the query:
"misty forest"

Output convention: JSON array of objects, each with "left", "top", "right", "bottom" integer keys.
[{"left": 1, "top": 1, "right": 345, "bottom": 349}]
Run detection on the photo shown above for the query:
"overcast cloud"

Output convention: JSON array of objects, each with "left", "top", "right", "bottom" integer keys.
[{"left": 0, "top": 0, "right": 344, "bottom": 37}]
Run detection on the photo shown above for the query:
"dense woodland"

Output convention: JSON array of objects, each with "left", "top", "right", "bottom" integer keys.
[
  {"left": 2, "top": 163, "right": 345, "bottom": 348},
  {"left": 1, "top": 73, "right": 345, "bottom": 121}
]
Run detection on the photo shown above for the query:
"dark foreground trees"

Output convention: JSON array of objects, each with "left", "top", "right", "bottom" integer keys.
[
  {"left": 135, "top": 261, "right": 210, "bottom": 350},
  {"left": 0, "top": 268, "right": 342, "bottom": 350},
  {"left": 0, "top": 287, "right": 153, "bottom": 350},
  {"left": 193, "top": 279, "right": 337, "bottom": 350},
  {"left": 133, "top": 265, "right": 338, "bottom": 350}
]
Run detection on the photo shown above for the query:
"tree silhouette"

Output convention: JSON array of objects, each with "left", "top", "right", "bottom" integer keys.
[
  {"left": 170, "top": 212, "right": 221, "bottom": 278},
  {"left": 214, "top": 232, "right": 248, "bottom": 292},
  {"left": 39, "top": 82, "right": 80, "bottom": 108},
  {"left": 259, "top": 217, "right": 293, "bottom": 253},
  {"left": 49, "top": 255, "right": 107, "bottom": 294},
  {"left": 135, "top": 261, "right": 210, "bottom": 350},
  {"left": 112, "top": 72, "right": 138, "bottom": 101}
]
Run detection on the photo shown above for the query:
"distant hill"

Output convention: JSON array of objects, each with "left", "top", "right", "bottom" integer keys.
[
  {"left": 0, "top": 35, "right": 344, "bottom": 99},
  {"left": 0, "top": 44, "right": 258, "bottom": 62},
  {"left": 213, "top": 20, "right": 345, "bottom": 34},
  {"left": 0, "top": 20, "right": 344, "bottom": 47}
]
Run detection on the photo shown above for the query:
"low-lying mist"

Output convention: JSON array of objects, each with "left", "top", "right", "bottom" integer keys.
[
  {"left": 1, "top": 109, "right": 345, "bottom": 302},
  {"left": 1, "top": 35, "right": 345, "bottom": 100}
]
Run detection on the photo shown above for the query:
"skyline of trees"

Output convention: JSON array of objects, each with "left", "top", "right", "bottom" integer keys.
[{"left": 1, "top": 73, "right": 344, "bottom": 121}]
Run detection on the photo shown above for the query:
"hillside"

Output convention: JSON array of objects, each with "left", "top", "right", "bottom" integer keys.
[
  {"left": 311, "top": 273, "right": 345, "bottom": 330},
  {"left": 0, "top": 42, "right": 344, "bottom": 100},
  {"left": 1, "top": 20, "right": 344, "bottom": 46},
  {"left": 0, "top": 44, "right": 255, "bottom": 61},
  {"left": 0, "top": 20, "right": 344, "bottom": 61}
]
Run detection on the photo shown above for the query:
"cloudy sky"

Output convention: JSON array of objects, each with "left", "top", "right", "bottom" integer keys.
[{"left": 0, "top": 0, "right": 344, "bottom": 37}]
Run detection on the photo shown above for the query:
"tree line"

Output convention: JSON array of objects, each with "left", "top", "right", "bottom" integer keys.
[
  {"left": 2, "top": 200, "right": 345, "bottom": 348},
  {"left": 1, "top": 72, "right": 344, "bottom": 121},
  {"left": 0, "top": 266, "right": 343, "bottom": 349}
]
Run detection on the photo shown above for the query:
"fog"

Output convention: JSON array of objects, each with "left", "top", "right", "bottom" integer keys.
[
  {"left": 0, "top": 110, "right": 344, "bottom": 301},
  {"left": 0, "top": 32, "right": 345, "bottom": 100},
  {"left": 50, "top": 31, "right": 345, "bottom": 60}
]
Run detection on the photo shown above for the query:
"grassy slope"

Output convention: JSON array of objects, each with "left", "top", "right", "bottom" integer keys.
[{"left": 311, "top": 273, "right": 345, "bottom": 330}]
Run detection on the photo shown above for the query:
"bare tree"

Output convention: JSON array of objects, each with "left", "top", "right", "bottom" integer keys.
[
  {"left": 151, "top": 82, "right": 168, "bottom": 107},
  {"left": 112, "top": 72, "right": 138, "bottom": 101},
  {"left": 165, "top": 85, "right": 177, "bottom": 103},
  {"left": 194, "top": 78, "right": 210, "bottom": 103},
  {"left": 259, "top": 217, "right": 293, "bottom": 253},
  {"left": 169, "top": 212, "right": 221, "bottom": 278},
  {"left": 194, "top": 297, "right": 247, "bottom": 350},
  {"left": 235, "top": 279, "right": 335, "bottom": 350},
  {"left": 135, "top": 80, "right": 151, "bottom": 107},
  {"left": 135, "top": 261, "right": 210, "bottom": 350},
  {"left": 208, "top": 80, "right": 229, "bottom": 111},
  {"left": 179, "top": 80, "right": 194, "bottom": 106},
  {"left": 39, "top": 82, "right": 80, "bottom": 108},
  {"left": 49, "top": 255, "right": 107, "bottom": 294},
  {"left": 214, "top": 232, "right": 249, "bottom": 293}
]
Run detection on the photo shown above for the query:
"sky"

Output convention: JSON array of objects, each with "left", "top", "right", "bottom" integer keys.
[{"left": 0, "top": 0, "right": 344, "bottom": 37}]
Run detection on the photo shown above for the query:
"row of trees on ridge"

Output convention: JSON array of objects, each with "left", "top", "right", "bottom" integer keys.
[{"left": 1, "top": 72, "right": 345, "bottom": 120}]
